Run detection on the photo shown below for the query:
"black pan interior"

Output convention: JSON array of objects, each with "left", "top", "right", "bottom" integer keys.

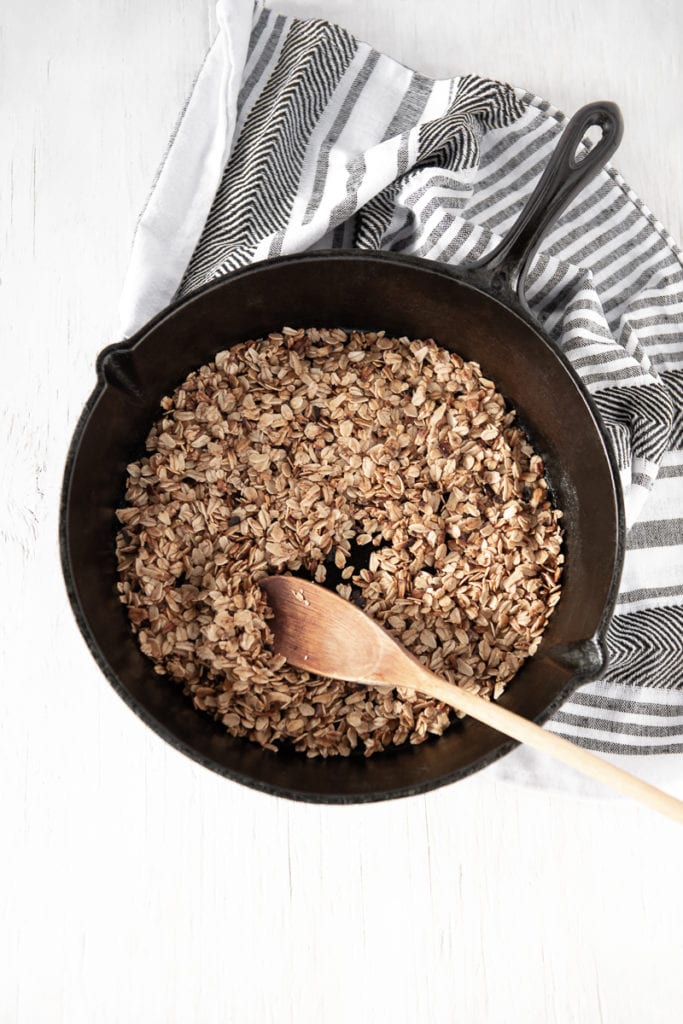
[{"left": 61, "top": 252, "right": 622, "bottom": 802}]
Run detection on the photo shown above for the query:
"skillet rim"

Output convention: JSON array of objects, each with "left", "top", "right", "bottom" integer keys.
[{"left": 59, "top": 249, "right": 626, "bottom": 803}]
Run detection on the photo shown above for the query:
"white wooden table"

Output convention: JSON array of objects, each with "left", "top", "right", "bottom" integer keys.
[{"left": 2, "top": 2, "right": 682, "bottom": 1021}]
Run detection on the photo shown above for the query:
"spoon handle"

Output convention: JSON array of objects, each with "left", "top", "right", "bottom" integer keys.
[{"left": 403, "top": 662, "right": 683, "bottom": 824}]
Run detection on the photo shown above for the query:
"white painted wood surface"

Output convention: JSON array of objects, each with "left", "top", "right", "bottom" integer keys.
[{"left": 2, "top": 1, "right": 682, "bottom": 1021}]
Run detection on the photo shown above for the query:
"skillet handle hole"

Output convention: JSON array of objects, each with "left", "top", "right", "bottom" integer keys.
[{"left": 573, "top": 124, "right": 604, "bottom": 164}]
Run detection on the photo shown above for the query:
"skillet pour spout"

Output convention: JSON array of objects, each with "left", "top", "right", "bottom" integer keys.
[{"left": 60, "top": 101, "right": 625, "bottom": 803}]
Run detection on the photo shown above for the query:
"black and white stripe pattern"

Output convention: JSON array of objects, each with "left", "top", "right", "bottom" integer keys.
[{"left": 123, "top": 0, "right": 683, "bottom": 769}]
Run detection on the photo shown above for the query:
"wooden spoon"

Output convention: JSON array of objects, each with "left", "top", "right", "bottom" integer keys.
[{"left": 260, "top": 575, "right": 683, "bottom": 823}]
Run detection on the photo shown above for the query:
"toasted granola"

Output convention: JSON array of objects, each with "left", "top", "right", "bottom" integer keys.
[{"left": 116, "top": 328, "right": 563, "bottom": 758}]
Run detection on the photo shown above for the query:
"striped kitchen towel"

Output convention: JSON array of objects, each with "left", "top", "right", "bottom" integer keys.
[{"left": 120, "top": 0, "right": 683, "bottom": 792}]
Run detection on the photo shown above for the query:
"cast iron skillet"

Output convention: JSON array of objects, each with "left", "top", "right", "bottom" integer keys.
[{"left": 61, "top": 102, "right": 625, "bottom": 803}]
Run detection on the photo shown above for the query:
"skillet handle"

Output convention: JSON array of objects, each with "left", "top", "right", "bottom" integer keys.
[{"left": 473, "top": 101, "right": 623, "bottom": 302}]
